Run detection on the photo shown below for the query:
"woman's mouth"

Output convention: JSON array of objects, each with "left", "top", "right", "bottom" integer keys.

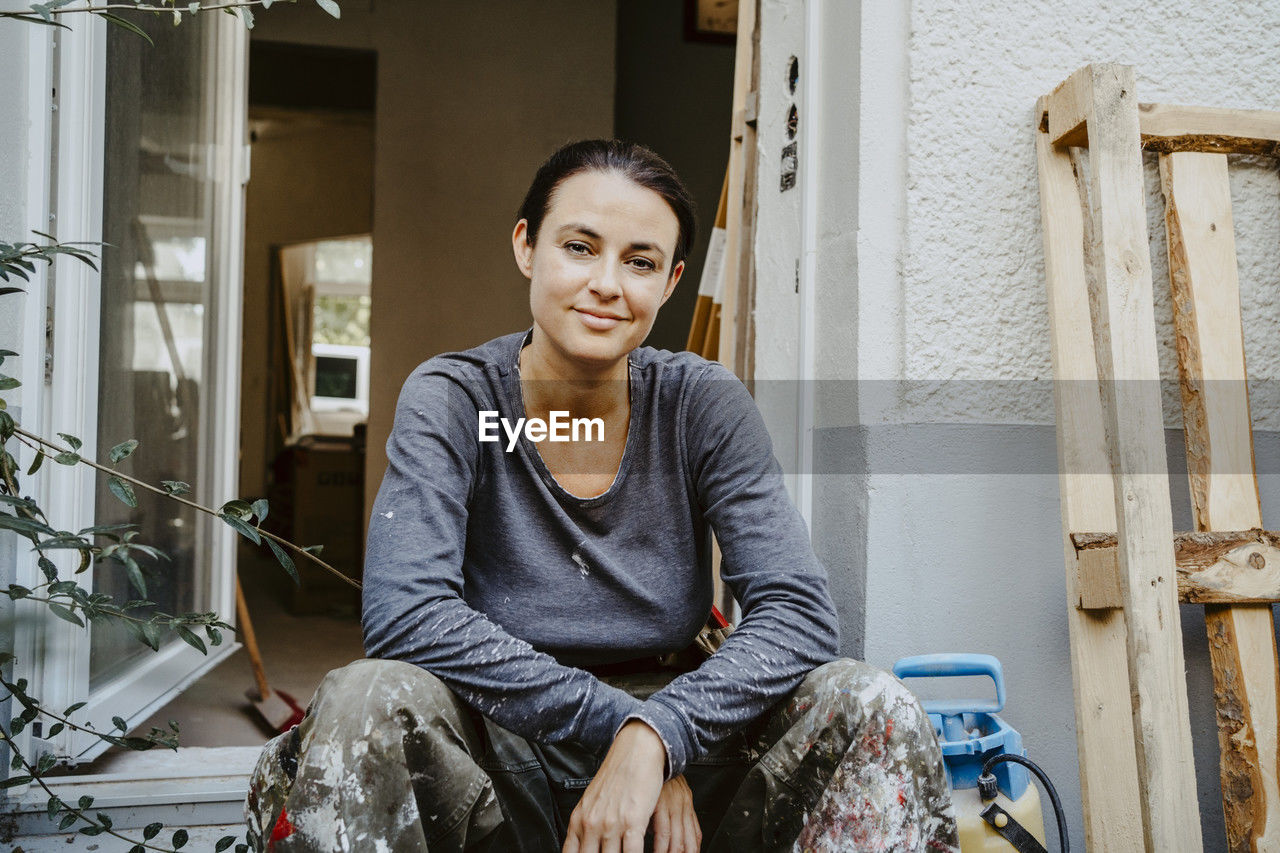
[{"left": 575, "top": 308, "right": 624, "bottom": 331}]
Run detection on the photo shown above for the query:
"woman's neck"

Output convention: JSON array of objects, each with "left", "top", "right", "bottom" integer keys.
[{"left": 518, "top": 336, "right": 629, "bottom": 421}]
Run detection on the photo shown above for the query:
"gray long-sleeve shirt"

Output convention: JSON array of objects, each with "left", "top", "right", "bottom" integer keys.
[{"left": 361, "top": 329, "right": 839, "bottom": 778}]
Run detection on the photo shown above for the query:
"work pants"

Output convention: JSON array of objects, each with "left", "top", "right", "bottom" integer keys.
[{"left": 244, "top": 657, "right": 959, "bottom": 852}]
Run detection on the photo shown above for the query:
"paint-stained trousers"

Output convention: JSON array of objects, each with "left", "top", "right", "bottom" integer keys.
[{"left": 244, "top": 658, "right": 960, "bottom": 852}]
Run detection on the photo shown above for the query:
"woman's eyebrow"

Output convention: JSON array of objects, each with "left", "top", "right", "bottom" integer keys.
[{"left": 556, "top": 224, "right": 667, "bottom": 261}]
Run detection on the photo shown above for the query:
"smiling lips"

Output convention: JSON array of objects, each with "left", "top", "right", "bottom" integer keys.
[{"left": 574, "top": 308, "right": 626, "bottom": 331}]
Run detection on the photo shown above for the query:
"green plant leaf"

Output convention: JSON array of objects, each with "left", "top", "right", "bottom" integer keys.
[
  {"left": 54, "top": 451, "right": 80, "bottom": 465},
  {"left": 55, "top": 433, "right": 82, "bottom": 451},
  {"left": 26, "top": 451, "right": 44, "bottom": 475},
  {"left": 123, "top": 556, "right": 147, "bottom": 597},
  {"left": 0, "top": 775, "right": 32, "bottom": 789},
  {"left": 108, "top": 439, "right": 138, "bottom": 463},
  {"left": 251, "top": 498, "right": 269, "bottom": 523},
  {"left": 265, "top": 537, "right": 299, "bottom": 585},
  {"left": 58, "top": 811, "right": 77, "bottom": 830},
  {"left": 47, "top": 722, "right": 63, "bottom": 737},
  {"left": 112, "top": 716, "right": 128, "bottom": 732},
  {"left": 141, "top": 621, "right": 162, "bottom": 651},
  {"left": 216, "top": 836, "right": 237, "bottom": 851},
  {"left": 96, "top": 11, "right": 155, "bottom": 45},
  {"left": 107, "top": 476, "right": 138, "bottom": 508},
  {"left": 161, "top": 480, "right": 190, "bottom": 495},
  {"left": 172, "top": 828, "right": 189, "bottom": 848},
  {"left": 315, "top": 0, "right": 340, "bottom": 18},
  {"left": 63, "top": 702, "right": 86, "bottom": 716},
  {"left": 220, "top": 499, "right": 253, "bottom": 519},
  {"left": 175, "top": 625, "right": 206, "bottom": 654},
  {"left": 48, "top": 603, "right": 83, "bottom": 627},
  {"left": 143, "top": 822, "right": 163, "bottom": 839},
  {"left": 219, "top": 512, "right": 261, "bottom": 545},
  {"left": 0, "top": 374, "right": 20, "bottom": 391}
]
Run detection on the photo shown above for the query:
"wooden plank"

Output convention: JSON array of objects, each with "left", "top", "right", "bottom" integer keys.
[
  {"left": 1074, "top": 529, "right": 1280, "bottom": 605},
  {"left": 1049, "top": 98, "right": 1280, "bottom": 155},
  {"left": 1140, "top": 104, "right": 1280, "bottom": 156},
  {"left": 687, "top": 169, "right": 730, "bottom": 355},
  {"left": 1035, "top": 93, "right": 1143, "bottom": 852},
  {"left": 718, "top": 0, "right": 758, "bottom": 374},
  {"left": 1045, "top": 69, "right": 1090, "bottom": 147},
  {"left": 1074, "top": 63, "right": 1202, "bottom": 849},
  {"left": 1160, "top": 150, "right": 1280, "bottom": 852}
]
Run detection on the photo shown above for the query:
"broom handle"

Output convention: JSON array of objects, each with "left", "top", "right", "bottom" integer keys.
[{"left": 235, "top": 576, "right": 273, "bottom": 700}]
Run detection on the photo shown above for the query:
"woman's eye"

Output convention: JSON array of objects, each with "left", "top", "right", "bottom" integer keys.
[
  {"left": 629, "top": 257, "right": 656, "bottom": 271},
  {"left": 565, "top": 241, "right": 591, "bottom": 255}
]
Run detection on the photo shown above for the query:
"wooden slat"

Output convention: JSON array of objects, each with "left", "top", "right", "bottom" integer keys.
[
  {"left": 1074, "top": 529, "right": 1280, "bottom": 605},
  {"left": 1035, "top": 93, "right": 1143, "bottom": 852},
  {"left": 686, "top": 170, "right": 730, "bottom": 356},
  {"left": 1160, "top": 150, "right": 1280, "bottom": 852},
  {"left": 1072, "top": 63, "right": 1202, "bottom": 849},
  {"left": 718, "top": 0, "right": 758, "bottom": 375},
  {"left": 1050, "top": 99, "right": 1280, "bottom": 155},
  {"left": 1140, "top": 104, "right": 1280, "bottom": 155}
]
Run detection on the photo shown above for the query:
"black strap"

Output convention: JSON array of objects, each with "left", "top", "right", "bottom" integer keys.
[{"left": 980, "top": 802, "right": 1049, "bottom": 853}]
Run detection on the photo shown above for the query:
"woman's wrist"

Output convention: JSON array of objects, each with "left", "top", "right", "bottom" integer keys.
[{"left": 616, "top": 719, "right": 667, "bottom": 773}]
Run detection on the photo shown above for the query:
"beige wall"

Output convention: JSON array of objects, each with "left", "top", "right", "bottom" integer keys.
[
  {"left": 249, "top": 0, "right": 618, "bottom": 513},
  {"left": 239, "top": 115, "right": 376, "bottom": 499}
]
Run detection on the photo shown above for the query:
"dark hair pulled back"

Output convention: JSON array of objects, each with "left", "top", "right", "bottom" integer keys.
[{"left": 517, "top": 139, "right": 697, "bottom": 269}]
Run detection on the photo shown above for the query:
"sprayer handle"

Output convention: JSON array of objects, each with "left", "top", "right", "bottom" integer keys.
[{"left": 892, "top": 652, "right": 1005, "bottom": 715}]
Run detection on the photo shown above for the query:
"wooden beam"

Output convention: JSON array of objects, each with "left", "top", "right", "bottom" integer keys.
[
  {"left": 1046, "top": 99, "right": 1280, "bottom": 155},
  {"left": 1035, "top": 91, "right": 1143, "bottom": 852},
  {"left": 1076, "top": 63, "right": 1202, "bottom": 849},
  {"left": 1161, "top": 149, "right": 1280, "bottom": 852},
  {"left": 1073, "top": 529, "right": 1280, "bottom": 605},
  {"left": 1044, "top": 68, "right": 1090, "bottom": 147},
  {"left": 718, "top": 0, "right": 759, "bottom": 377},
  {"left": 1140, "top": 104, "right": 1280, "bottom": 155}
]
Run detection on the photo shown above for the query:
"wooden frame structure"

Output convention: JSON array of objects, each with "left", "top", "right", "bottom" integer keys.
[{"left": 1039, "top": 63, "right": 1280, "bottom": 851}]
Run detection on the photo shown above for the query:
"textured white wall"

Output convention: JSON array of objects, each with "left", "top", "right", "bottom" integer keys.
[{"left": 902, "top": 0, "right": 1280, "bottom": 425}]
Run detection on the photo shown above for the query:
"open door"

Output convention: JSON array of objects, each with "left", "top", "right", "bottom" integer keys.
[{"left": 19, "top": 11, "right": 248, "bottom": 763}]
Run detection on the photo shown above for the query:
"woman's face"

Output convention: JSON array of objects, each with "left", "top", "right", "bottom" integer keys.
[{"left": 512, "top": 170, "right": 684, "bottom": 376}]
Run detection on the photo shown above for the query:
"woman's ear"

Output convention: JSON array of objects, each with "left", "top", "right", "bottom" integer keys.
[
  {"left": 660, "top": 260, "right": 685, "bottom": 307},
  {"left": 512, "top": 220, "right": 534, "bottom": 279}
]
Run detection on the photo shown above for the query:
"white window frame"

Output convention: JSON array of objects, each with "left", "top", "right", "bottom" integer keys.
[{"left": 11, "top": 9, "right": 249, "bottom": 778}]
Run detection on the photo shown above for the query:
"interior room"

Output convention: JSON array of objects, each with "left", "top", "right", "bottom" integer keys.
[{"left": 139, "top": 0, "right": 738, "bottom": 749}]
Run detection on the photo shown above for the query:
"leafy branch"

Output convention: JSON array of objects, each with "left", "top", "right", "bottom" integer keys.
[
  {"left": 0, "top": 0, "right": 341, "bottom": 38},
  {"left": 7, "top": 427, "right": 359, "bottom": 592},
  {"left": 0, "top": 237, "right": 347, "bottom": 848}
]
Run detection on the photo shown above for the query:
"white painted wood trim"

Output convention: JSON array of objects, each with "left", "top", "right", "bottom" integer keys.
[
  {"left": 793, "top": 0, "right": 822, "bottom": 528},
  {"left": 24, "top": 12, "right": 109, "bottom": 757}
]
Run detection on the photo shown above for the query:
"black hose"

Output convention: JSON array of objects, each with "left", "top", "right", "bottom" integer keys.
[{"left": 978, "top": 753, "right": 1069, "bottom": 853}]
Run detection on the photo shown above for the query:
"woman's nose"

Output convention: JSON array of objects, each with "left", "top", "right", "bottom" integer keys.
[{"left": 587, "top": 260, "right": 623, "bottom": 299}]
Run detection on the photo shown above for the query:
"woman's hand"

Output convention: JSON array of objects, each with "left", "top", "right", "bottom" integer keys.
[
  {"left": 650, "top": 775, "right": 702, "bottom": 853},
  {"left": 563, "top": 720, "right": 666, "bottom": 853}
]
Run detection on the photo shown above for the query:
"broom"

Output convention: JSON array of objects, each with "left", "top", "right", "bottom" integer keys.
[{"left": 236, "top": 576, "right": 306, "bottom": 732}]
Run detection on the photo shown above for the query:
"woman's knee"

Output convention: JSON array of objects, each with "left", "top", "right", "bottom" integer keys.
[
  {"left": 309, "top": 657, "right": 460, "bottom": 729},
  {"left": 799, "top": 657, "right": 930, "bottom": 734}
]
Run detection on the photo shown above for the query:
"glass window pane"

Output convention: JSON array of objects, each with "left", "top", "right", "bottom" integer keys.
[{"left": 92, "top": 15, "right": 217, "bottom": 687}]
